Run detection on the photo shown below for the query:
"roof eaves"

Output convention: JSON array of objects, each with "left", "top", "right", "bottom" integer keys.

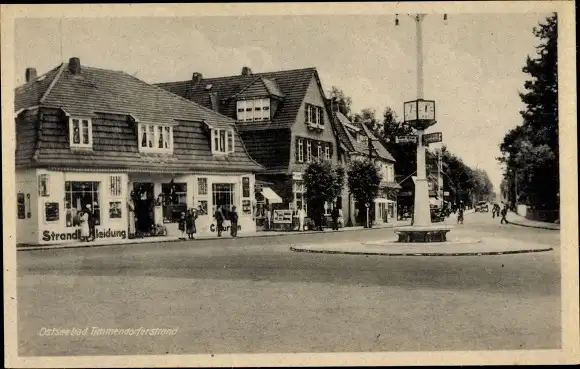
[{"left": 39, "top": 63, "right": 66, "bottom": 104}]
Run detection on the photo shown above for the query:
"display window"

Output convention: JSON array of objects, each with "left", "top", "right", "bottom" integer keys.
[
  {"left": 162, "top": 182, "right": 187, "bottom": 223},
  {"left": 212, "top": 183, "right": 235, "bottom": 218},
  {"left": 65, "top": 181, "right": 101, "bottom": 227}
]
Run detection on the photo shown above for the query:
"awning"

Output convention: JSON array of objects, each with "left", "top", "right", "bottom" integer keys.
[{"left": 261, "top": 187, "right": 283, "bottom": 204}]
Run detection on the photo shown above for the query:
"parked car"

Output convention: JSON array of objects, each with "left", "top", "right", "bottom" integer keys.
[{"left": 475, "top": 201, "right": 489, "bottom": 212}]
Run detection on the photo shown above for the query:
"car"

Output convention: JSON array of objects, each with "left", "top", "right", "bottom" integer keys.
[{"left": 475, "top": 201, "right": 489, "bottom": 212}]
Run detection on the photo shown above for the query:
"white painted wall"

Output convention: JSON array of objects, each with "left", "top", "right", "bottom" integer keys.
[{"left": 15, "top": 169, "right": 39, "bottom": 244}]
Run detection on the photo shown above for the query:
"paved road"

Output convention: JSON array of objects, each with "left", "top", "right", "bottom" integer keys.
[{"left": 16, "top": 212, "right": 561, "bottom": 356}]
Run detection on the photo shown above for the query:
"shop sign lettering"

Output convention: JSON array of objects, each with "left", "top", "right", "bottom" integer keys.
[
  {"left": 209, "top": 224, "right": 241, "bottom": 232},
  {"left": 42, "top": 228, "right": 127, "bottom": 242},
  {"left": 273, "top": 210, "right": 293, "bottom": 224}
]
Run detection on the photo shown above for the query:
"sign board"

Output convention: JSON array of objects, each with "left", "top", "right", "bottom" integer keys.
[
  {"left": 422, "top": 132, "right": 443, "bottom": 145},
  {"left": 273, "top": 210, "right": 293, "bottom": 224},
  {"left": 292, "top": 172, "right": 303, "bottom": 181},
  {"left": 395, "top": 135, "right": 417, "bottom": 144},
  {"left": 443, "top": 191, "right": 450, "bottom": 196}
]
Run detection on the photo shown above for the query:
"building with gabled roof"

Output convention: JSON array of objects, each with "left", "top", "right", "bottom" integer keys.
[
  {"left": 332, "top": 109, "right": 401, "bottom": 226},
  {"left": 15, "top": 57, "right": 264, "bottom": 245},
  {"left": 156, "top": 66, "right": 340, "bottom": 227}
]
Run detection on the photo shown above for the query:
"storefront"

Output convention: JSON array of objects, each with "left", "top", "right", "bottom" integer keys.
[{"left": 15, "top": 169, "right": 256, "bottom": 245}]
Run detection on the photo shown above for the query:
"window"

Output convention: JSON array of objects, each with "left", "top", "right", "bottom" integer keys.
[
  {"left": 297, "top": 138, "right": 304, "bottom": 163},
  {"left": 109, "top": 176, "right": 122, "bottom": 197},
  {"left": 212, "top": 183, "right": 235, "bottom": 217},
  {"left": 305, "top": 104, "right": 323, "bottom": 125},
  {"left": 198, "top": 178, "right": 208, "bottom": 196},
  {"left": 38, "top": 174, "right": 49, "bottom": 196},
  {"left": 162, "top": 182, "right": 187, "bottom": 223},
  {"left": 211, "top": 129, "right": 235, "bottom": 154},
  {"left": 17, "top": 193, "right": 25, "bottom": 219},
  {"left": 306, "top": 141, "right": 312, "bottom": 162},
  {"left": 325, "top": 145, "right": 330, "bottom": 160},
  {"left": 237, "top": 99, "right": 270, "bottom": 121},
  {"left": 69, "top": 118, "right": 93, "bottom": 148},
  {"left": 138, "top": 124, "right": 173, "bottom": 152},
  {"left": 65, "top": 181, "right": 101, "bottom": 228},
  {"left": 317, "top": 143, "right": 322, "bottom": 158}
]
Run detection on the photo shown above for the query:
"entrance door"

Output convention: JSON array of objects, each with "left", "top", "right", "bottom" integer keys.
[{"left": 132, "top": 182, "right": 154, "bottom": 235}]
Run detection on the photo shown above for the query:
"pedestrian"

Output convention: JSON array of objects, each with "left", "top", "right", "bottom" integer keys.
[
  {"left": 214, "top": 206, "right": 225, "bottom": 237},
  {"left": 500, "top": 205, "right": 509, "bottom": 224},
  {"left": 79, "top": 209, "right": 90, "bottom": 242},
  {"left": 230, "top": 206, "right": 239, "bottom": 237},
  {"left": 186, "top": 209, "right": 197, "bottom": 240},
  {"left": 178, "top": 212, "right": 187, "bottom": 239},
  {"left": 457, "top": 206, "right": 464, "bottom": 224},
  {"left": 298, "top": 205, "right": 305, "bottom": 231},
  {"left": 331, "top": 205, "right": 340, "bottom": 231},
  {"left": 85, "top": 204, "right": 95, "bottom": 241},
  {"left": 265, "top": 208, "right": 271, "bottom": 230}
]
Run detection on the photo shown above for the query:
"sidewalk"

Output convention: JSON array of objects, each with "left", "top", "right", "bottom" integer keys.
[
  {"left": 507, "top": 211, "right": 560, "bottom": 230},
  {"left": 17, "top": 220, "right": 411, "bottom": 251}
]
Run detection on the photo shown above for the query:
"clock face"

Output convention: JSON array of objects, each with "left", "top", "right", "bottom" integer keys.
[
  {"left": 418, "top": 100, "right": 435, "bottom": 120},
  {"left": 404, "top": 101, "right": 417, "bottom": 122}
]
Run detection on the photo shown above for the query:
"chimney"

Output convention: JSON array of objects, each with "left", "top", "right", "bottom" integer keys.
[
  {"left": 68, "top": 57, "right": 81, "bottom": 75},
  {"left": 241, "top": 66, "right": 252, "bottom": 76},
  {"left": 25, "top": 68, "right": 37, "bottom": 83},
  {"left": 192, "top": 72, "right": 203, "bottom": 85}
]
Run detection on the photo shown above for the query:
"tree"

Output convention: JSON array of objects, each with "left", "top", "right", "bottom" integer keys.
[
  {"left": 353, "top": 108, "right": 381, "bottom": 132},
  {"left": 347, "top": 158, "right": 382, "bottom": 227},
  {"left": 303, "top": 158, "right": 345, "bottom": 228},
  {"left": 380, "top": 106, "right": 417, "bottom": 179},
  {"left": 498, "top": 13, "right": 559, "bottom": 210},
  {"left": 329, "top": 86, "right": 353, "bottom": 118}
]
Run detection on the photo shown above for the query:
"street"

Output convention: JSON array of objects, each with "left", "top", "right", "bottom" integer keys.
[{"left": 17, "top": 212, "right": 561, "bottom": 356}]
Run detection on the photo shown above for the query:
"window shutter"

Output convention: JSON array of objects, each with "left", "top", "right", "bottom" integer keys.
[
  {"left": 296, "top": 139, "right": 300, "bottom": 162},
  {"left": 227, "top": 130, "right": 235, "bottom": 153},
  {"left": 305, "top": 104, "right": 309, "bottom": 124},
  {"left": 211, "top": 129, "right": 217, "bottom": 153}
]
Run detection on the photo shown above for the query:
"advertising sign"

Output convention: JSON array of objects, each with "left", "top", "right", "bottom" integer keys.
[
  {"left": 273, "top": 210, "right": 293, "bottom": 224},
  {"left": 422, "top": 132, "right": 443, "bottom": 145},
  {"left": 395, "top": 135, "right": 417, "bottom": 144}
]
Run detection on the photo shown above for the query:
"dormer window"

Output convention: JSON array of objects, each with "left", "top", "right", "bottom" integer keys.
[
  {"left": 237, "top": 99, "right": 270, "bottom": 122},
  {"left": 211, "top": 128, "right": 235, "bottom": 155},
  {"left": 138, "top": 123, "right": 173, "bottom": 153},
  {"left": 69, "top": 117, "right": 93, "bottom": 148}
]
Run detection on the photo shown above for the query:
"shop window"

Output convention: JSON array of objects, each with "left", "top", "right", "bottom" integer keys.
[
  {"left": 212, "top": 183, "right": 235, "bottom": 218},
  {"left": 138, "top": 123, "right": 173, "bottom": 153},
  {"left": 161, "top": 182, "right": 187, "bottom": 223},
  {"left": 45, "top": 202, "right": 60, "bottom": 222},
  {"left": 38, "top": 174, "right": 49, "bottom": 197},
  {"left": 17, "top": 193, "right": 25, "bottom": 219},
  {"left": 69, "top": 117, "right": 93, "bottom": 148},
  {"left": 109, "top": 175, "right": 122, "bottom": 197},
  {"left": 197, "top": 178, "right": 208, "bottom": 196},
  {"left": 109, "top": 201, "right": 122, "bottom": 219},
  {"left": 211, "top": 129, "right": 235, "bottom": 155},
  {"left": 65, "top": 181, "right": 101, "bottom": 228}
]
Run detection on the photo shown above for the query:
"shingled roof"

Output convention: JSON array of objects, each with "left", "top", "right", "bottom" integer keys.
[
  {"left": 333, "top": 111, "right": 395, "bottom": 162},
  {"left": 155, "top": 67, "right": 318, "bottom": 132},
  {"left": 15, "top": 59, "right": 264, "bottom": 173}
]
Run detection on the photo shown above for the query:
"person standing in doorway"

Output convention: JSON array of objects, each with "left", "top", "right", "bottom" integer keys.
[
  {"left": 214, "top": 206, "right": 225, "bottom": 237},
  {"left": 230, "top": 206, "right": 239, "bottom": 237}
]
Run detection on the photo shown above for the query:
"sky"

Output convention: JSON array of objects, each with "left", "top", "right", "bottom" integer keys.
[{"left": 13, "top": 13, "right": 551, "bottom": 191}]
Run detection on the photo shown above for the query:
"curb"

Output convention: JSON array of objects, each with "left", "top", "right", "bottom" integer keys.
[
  {"left": 289, "top": 246, "right": 554, "bottom": 257},
  {"left": 508, "top": 220, "right": 560, "bottom": 231},
  {"left": 17, "top": 222, "right": 411, "bottom": 252}
]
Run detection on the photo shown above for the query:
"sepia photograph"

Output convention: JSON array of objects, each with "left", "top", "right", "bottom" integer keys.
[{"left": 2, "top": 2, "right": 578, "bottom": 367}]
